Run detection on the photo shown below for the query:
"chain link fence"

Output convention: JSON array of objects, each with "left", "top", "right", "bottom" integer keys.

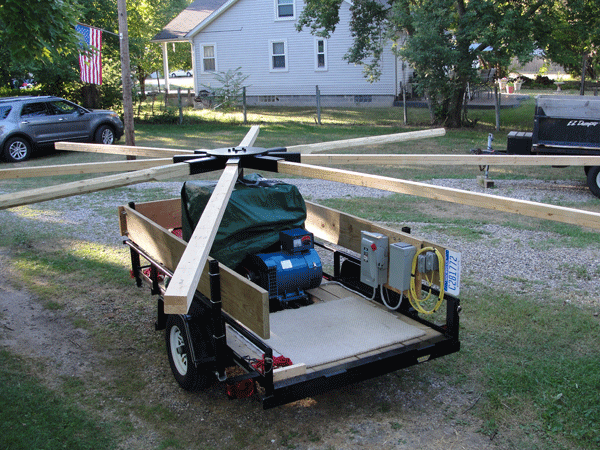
[{"left": 134, "top": 83, "right": 421, "bottom": 125}]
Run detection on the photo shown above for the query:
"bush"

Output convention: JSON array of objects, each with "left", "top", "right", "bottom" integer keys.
[{"left": 201, "top": 67, "right": 249, "bottom": 111}]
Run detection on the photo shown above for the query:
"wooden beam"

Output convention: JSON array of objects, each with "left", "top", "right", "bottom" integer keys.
[
  {"left": 278, "top": 161, "right": 600, "bottom": 230},
  {"left": 238, "top": 124, "right": 260, "bottom": 147},
  {"left": 0, "top": 162, "right": 191, "bottom": 209},
  {"left": 162, "top": 125, "right": 259, "bottom": 313},
  {"left": 119, "top": 202, "right": 270, "bottom": 338},
  {"left": 55, "top": 141, "right": 196, "bottom": 157},
  {"left": 163, "top": 162, "right": 239, "bottom": 313},
  {"left": 301, "top": 154, "right": 600, "bottom": 166},
  {"left": 0, "top": 158, "right": 172, "bottom": 179},
  {"left": 287, "top": 128, "right": 446, "bottom": 154}
]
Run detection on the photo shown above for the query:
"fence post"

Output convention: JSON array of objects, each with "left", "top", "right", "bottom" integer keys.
[
  {"left": 402, "top": 84, "right": 407, "bottom": 125},
  {"left": 164, "top": 86, "right": 169, "bottom": 110},
  {"left": 178, "top": 87, "right": 183, "bottom": 125},
  {"left": 316, "top": 85, "right": 321, "bottom": 125},
  {"left": 243, "top": 86, "right": 247, "bottom": 124}
]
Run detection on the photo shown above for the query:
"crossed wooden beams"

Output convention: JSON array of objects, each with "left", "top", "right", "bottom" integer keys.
[{"left": 1, "top": 126, "right": 600, "bottom": 313}]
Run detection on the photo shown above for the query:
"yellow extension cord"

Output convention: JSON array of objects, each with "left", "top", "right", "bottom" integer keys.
[{"left": 408, "top": 247, "right": 445, "bottom": 315}]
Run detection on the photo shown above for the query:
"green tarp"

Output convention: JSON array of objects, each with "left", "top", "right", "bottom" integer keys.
[{"left": 181, "top": 174, "right": 306, "bottom": 270}]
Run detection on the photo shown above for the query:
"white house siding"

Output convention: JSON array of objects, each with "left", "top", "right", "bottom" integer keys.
[{"left": 191, "top": 0, "right": 404, "bottom": 106}]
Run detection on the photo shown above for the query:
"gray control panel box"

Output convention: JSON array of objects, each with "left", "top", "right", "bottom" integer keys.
[
  {"left": 360, "top": 231, "right": 389, "bottom": 288},
  {"left": 389, "top": 242, "right": 416, "bottom": 292}
]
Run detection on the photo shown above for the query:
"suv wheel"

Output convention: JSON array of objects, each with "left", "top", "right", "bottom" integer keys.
[
  {"left": 95, "top": 125, "right": 115, "bottom": 145},
  {"left": 4, "top": 137, "right": 31, "bottom": 162}
]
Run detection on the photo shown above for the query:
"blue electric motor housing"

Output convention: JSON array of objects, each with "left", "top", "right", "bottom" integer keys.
[{"left": 247, "top": 229, "right": 322, "bottom": 310}]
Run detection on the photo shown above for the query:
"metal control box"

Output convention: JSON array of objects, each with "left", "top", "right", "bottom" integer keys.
[
  {"left": 389, "top": 242, "right": 416, "bottom": 292},
  {"left": 360, "top": 231, "right": 389, "bottom": 288}
]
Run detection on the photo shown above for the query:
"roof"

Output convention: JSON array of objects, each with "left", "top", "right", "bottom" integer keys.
[{"left": 152, "top": 0, "right": 229, "bottom": 42}]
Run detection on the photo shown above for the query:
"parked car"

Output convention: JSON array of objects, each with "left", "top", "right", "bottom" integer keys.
[
  {"left": 0, "top": 96, "right": 124, "bottom": 162},
  {"left": 169, "top": 70, "right": 192, "bottom": 78}
]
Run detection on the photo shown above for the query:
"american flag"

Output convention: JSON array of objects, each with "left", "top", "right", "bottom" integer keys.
[{"left": 76, "top": 24, "right": 102, "bottom": 85}]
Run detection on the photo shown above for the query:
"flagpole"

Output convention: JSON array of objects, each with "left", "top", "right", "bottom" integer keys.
[
  {"left": 117, "top": 0, "right": 136, "bottom": 151},
  {"left": 77, "top": 23, "right": 119, "bottom": 37}
]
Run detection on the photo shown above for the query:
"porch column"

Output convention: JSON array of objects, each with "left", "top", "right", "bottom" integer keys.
[{"left": 162, "top": 42, "right": 170, "bottom": 92}]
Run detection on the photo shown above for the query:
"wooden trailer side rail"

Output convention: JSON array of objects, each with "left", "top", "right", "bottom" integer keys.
[
  {"left": 119, "top": 197, "right": 457, "bottom": 340},
  {"left": 304, "top": 201, "right": 452, "bottom": 295}
]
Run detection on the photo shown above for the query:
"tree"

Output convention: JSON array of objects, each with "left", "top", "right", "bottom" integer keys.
[
  {"left": 126, "top": 0, "right": 192, "bottom": 98},
  {"left": 298, "top": 0, "right": 545, "bottom": 127},
  {"left": 0, "top": 0, "right": 82, "bottom": 89},
  {"left": 0, "top": 0, "right": 81, "bottom": 64},
  {"left": 539, "top": 0, "right": 600, "bottom": 85}
]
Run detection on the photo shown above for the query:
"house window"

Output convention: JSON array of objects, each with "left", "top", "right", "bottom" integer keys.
[
  {"left": 201, "top": 44, "right": 216, "bottom": 73},
  {"left": 275, "top": 0, "right": 294, "bottom": 19},
  {"left": 354, "top": 95, "right": 373, "bottom": 103},
  {"left": 270, "top": 40, "right": 288, "bottom": 71},
  {"left": 315, "top": 38, "right": 327, "bottom": 71}
]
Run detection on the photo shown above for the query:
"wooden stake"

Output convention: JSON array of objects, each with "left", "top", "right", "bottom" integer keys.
[
  {"left": 287, "top": 128, "right": 446, "bottom": 154},
  {"left": 277, "top": 161, "right": 600, "bottom": 230}
]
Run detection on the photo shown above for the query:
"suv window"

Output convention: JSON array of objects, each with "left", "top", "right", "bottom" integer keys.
[
  {"left": 21, "top": 102, "right": 49, "bottom": 118},
  {"left": 0, "top": 105, "right": 11, "bottom": 119},
  {"left": 48, "top": 100, "right": 79, "bottom": 115}
]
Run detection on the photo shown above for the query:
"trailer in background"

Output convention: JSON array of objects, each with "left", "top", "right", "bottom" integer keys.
[{"left": 506, "top": 95, "right": 600, "bottom": 197}]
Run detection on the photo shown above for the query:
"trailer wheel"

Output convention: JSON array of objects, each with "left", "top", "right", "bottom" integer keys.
[
  {"left": 586, "top": 166, "right": 600, "bottom": 199},
  {"left": 165, "top": 315, "right": 213, "bottom": 391}
]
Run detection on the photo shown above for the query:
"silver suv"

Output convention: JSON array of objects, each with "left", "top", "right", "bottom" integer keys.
[{"left": 0, "top": 96, "right": 124, "bottom": 162}]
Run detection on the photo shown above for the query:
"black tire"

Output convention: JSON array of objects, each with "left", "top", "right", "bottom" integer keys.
[
  {"left": 586, "top": 166, "right": 600, "bottom": 199},
  {"left": 94, "top": 125, "right": 115, "bottom": 145},
  {"left": 165, "top": 314, "right": 213, "bottom": 391},
  {"left": 584, "top": 166, "right": 591, "bottom": 176},
  {"left": 186, "top": 71, "right": 192, "bottom": 77},
  {"left": 4, "top": 136, "right": 31, "bottom": 162}
]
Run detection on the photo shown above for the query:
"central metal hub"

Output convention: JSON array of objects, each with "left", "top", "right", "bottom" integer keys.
[{"left": 206, "top": 146, "right": 268, "bottom": 158}]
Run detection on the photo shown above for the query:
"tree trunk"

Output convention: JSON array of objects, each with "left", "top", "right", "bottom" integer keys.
[
  {"left": 445, "top": 86, "right": 466, "bottom": 128},
  {"left": 81, "top": 84, "right": 99, "bottom": 109},
  {"left": 580, "top": 54, "right": 587, "bottom": 96},
  {"left": 139, "top": 76, "right": 147, "bottom": 101}
]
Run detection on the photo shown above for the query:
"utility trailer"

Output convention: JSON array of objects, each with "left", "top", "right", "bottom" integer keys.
[
  {"left": 118, "top": 181, "right": 461, "bottom": 409},
  {"left": 506, "top": 94, "right": 600, "bottom": 197}
]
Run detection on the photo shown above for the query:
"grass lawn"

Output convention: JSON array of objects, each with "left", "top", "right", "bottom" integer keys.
[{"left": 1, "top": 92, "right": 599, "bottom": 449}]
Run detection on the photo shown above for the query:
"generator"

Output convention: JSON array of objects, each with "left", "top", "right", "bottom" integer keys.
[{"left": 244, "top": 229, "right": 322, "bottom": 311}]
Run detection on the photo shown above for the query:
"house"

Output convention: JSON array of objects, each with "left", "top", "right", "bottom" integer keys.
[{"left": 152, "top": 0, "right": 411, "bottom": 107}]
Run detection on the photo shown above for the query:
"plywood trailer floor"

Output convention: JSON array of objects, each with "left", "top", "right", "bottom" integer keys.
[{"left": 226, "top": 281, "right": 444, "bottom": 382}]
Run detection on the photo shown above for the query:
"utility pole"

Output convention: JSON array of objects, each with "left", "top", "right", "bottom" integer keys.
[{"left": 117, "top": 0, "right": 136, "bottom": 150}]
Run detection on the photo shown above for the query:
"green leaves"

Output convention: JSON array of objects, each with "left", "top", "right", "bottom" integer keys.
[{"left": 0, "top": 0, "right": 81, "bottom": 64}]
